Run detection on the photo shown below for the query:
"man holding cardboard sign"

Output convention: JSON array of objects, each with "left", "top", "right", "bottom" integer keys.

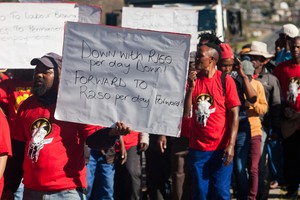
[{"left": 3, "top": 52, "right": 130, "bottom": 200}]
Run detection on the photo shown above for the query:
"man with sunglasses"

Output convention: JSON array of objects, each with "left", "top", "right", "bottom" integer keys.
[
  {"left": 245, "top": 41, "right": 283, "bottom": 199},
  {"left": 182, "top": 42, "right": 241, "bottom": 199}
]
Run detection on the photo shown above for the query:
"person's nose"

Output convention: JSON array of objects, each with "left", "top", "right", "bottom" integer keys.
[{"left": 34, "top": 71, "right": 44, "bottom": 79}]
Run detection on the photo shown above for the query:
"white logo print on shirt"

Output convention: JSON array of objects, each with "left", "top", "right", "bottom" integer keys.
[
  {"left": 287, "top": 77, "right": 300, "bottom": 104},
  {"left": 28, "top": 118, "right": 53, "bottom": 162},
  {"left": 195, "top": 94, "right": 216, "bottom": 127}
]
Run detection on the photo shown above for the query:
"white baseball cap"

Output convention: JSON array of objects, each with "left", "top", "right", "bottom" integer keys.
[{"left": 278, "top": 24, "right": 299, "bottom": 38}]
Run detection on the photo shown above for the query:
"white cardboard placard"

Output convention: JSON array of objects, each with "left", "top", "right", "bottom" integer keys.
[
  {"left": 55, "top": 22, "right": 191, "bottom": 137},
  {"left": 0, "top": 3, "right": 101, "bottom": 69},
  {"left": 122, "top": 7, "right": 198, "bottom": 52}
]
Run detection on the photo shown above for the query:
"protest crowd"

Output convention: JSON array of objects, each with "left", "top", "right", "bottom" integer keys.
[{"left": 0, "top": 3, "right": 300, "bottom": 199}]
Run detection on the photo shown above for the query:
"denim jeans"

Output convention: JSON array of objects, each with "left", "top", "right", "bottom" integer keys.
[
  {"left": 86, "top": 149, "right": 115, "bottom": 200},
  {"left": 14, "top": 180, "right": 24, "bottom": 200},
  {"left": 23, "top": 188, "right": 86, "bottom": 200},
  {"left": 189, "top": 148, "right": 233, "bottom": 200},
  {"left": 233, "top": 119, "right": 251, "bottom": 200}
]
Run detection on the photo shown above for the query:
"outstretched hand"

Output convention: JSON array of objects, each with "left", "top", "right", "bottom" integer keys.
[
  {"left": 235, "top": 57, "right": 247, "bottom": 78},
  {"left": 139, "top": 143, "right": 149, "bottom": 152},
  {"left": 235, "top": 57, "right": 250, "bottom": 78},
  {"left": 109, "top": 121, "right": 131, "bottom": 136}
]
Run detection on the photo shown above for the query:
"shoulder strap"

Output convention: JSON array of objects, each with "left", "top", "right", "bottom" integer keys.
[{"left": 221, "top": 71, "right": 226, "bottom": 96}]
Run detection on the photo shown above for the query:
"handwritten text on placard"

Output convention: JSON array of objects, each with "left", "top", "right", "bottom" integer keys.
[
  {"left": 55, "top": 22, "right": 191, "bottom": 137},
  {"left": 0, "top": 3, "right": 101, "bottom": 69}
]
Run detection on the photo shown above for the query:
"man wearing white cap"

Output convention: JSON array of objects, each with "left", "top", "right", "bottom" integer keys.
[
  {"left": 273, "top": 36, "right": 300, "bottom": 198},
  {"left": 276, "top": 23, "right": 299, "bottom": 65}
]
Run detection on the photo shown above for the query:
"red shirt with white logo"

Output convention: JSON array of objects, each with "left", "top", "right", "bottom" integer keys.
[
  {"left": 184, "top": 70, "right": 240, "bottom": 151},
  {"left": 273, "top": 60, "right": 300, "bottom": 111},
  {"left": 13, "top": 95, "right": 102, "bottom": 191}
]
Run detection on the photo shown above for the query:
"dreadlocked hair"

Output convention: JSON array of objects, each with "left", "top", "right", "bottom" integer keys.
[{"left": 198, "top": 31, "right": 223, "bottom": 46}]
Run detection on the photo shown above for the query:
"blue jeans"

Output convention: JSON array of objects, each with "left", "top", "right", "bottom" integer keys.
[
  {"left": 14, "top": 180, "right": 24, "bottom": 200},
  {"left": 189, "top": 148, "right": 233, "bottom": 200},
  {"left": 23, "top": 188, "right": 86, "bottom": 200},
  {"left": 86, "top": 149, "right": 115, "bottom": 200},
  {"left": 233, "top": 119, "right": 250, "bottom": 200}
]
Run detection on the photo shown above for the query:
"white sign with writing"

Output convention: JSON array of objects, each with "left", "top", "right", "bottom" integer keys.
[
  {"left": 55, "top": 22, "right": 190, "bottom": 137},
  {"left": 0, "top": 3, "right": 100, "bottom": 69},
  {"left": 122, "top": 7, "right": 198, "bottom": 52}
]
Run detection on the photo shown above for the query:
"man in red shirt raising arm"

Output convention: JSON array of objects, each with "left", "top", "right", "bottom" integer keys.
[{"left": 182, "top": 43, "right": 240, "bottom": 199}]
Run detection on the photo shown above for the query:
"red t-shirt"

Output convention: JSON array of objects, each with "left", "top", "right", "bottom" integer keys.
[
  {"left": 184, "top": 70, "right": 240, "bottom": 151},
  {"left": 273, "top": 60, "right": 300, "bottom": 111},
  {"left": 0, "top": 79, "right": 32, "bottom": 131},
  {"left": 0, "top": 111, "right": 11, "bottom": 198},
  {"left": 13, "top": 96, "right": 102, "bottom": 191}
]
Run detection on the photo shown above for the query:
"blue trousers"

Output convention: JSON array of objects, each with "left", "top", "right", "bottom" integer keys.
[
  {"left": 86, "top": 149, "right": 115, "bottom": 200},
  {"left": 189, "top": 148, "right": 233, "bottom": 200},
  {"left": 14, "top": 180, "right": 24, "bottom": 200}
]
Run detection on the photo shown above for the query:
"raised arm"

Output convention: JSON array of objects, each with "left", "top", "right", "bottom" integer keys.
[
  {"left": 236, "top": 58, "right": 257, "bottom": 103},
  {"left": 86, "top": 121, "right": 131, "bottom": 150}
]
